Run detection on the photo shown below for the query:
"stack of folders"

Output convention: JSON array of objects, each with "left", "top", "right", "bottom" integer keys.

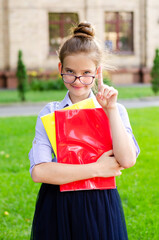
[{"left": 41, "top": 98, "right": 116, "bottom": 192}]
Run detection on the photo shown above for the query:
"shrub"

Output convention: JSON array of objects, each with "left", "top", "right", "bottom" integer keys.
[
  {"left": 16, "top": 50, "right": 28, "bottom": 101},
  {"left": 151, "top": 48, "right": 159, "bottom": 95},
  {"left": 30, "top": 78, "right": 65, "bottom": 91},
  {"left": 103, "top": 70, "right": 112, "bottom": 86}
]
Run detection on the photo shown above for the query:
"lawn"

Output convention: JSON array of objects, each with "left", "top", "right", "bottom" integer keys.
[
  {"left": 0, "top": 85, "right": 158, "bottom": 104},
  {"left": 0, "top": 89, "right": 67, "bottom": 104},
  {"left": 0, "top": 107, "right": 159, "bottom": 239}
]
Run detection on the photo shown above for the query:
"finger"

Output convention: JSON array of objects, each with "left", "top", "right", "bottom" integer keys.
[
  {"left": 104, "top": 150, "right": 113, "bottom": 157},
  {"left": 102, "top": 86, "right": 113, "bottom": 96},
  {"left": 97, "top": 66, "right": 103, "bottom": 92},
  {"left": 107, "top": 88, "right": 118, "bottom": 99},
  {"left": 99, "top": 85, "right": 105, "bottom": 97},
  {"left": 103, "top": 87, "right": 110, "bottom": 98},
  {"left": 114, "top": 170, "right": 122, "bottom": 176},
  {"left": 104, "top": 90, "right": 115, "bottom": 100},
  {"left": 96, "top": 85, "right": 105, "bottom": 101},
  {"left": 119, "top": 167, "right": 124, "bottom": 171},
  {"left": 103, "top": 88, "right": 118, "bottom": 99}
]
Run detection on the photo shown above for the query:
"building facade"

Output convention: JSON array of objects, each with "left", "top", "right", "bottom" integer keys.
[{"left": 0, "top": 0, "right": 159, "bottom": 88}]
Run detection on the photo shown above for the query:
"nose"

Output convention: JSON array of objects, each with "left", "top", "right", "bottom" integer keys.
[
  {"left": 73, "top": 76, "right": 82, "bottom": 84},
  {"left": 75, "top": 76, "right": 81, "bottom": 81}
]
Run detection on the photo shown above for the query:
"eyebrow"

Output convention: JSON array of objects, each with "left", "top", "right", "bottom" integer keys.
[
  {"left": 64, "top": 67, "right": 94, "bottom": 72},
  {"left": 64, "top": 67, "right": 74, "bottom": 71}
]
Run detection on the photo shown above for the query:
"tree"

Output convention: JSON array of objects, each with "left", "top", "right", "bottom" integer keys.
[
  {"left": 16, "top": 50, "right": 28, "bottom": 101},
  {"left": 151, "top": 48, "right": 159, "bottom": 95}
]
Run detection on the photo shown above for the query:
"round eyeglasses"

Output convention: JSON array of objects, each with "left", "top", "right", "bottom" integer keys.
[{"left": 61, "top": 73, "right": 95, "bottom": 85}]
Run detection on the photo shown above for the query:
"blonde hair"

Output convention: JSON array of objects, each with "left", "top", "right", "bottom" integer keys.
[{"left": 58, "top": 22, "right": 103, "bottom": 68}]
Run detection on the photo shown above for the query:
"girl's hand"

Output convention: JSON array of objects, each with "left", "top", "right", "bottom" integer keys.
[
  {"left": 95, "top": 150, "right": 124, "bottom": 178},
  {"left": 96, "top": 66, "right": 118, "bottom": 110}
]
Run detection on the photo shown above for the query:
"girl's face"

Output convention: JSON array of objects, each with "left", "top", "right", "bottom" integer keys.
[{"left": 58, "top": 53, "right": 97, "bottom": 103}]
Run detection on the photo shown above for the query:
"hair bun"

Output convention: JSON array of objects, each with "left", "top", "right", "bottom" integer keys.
[{"left": 73, "top": 22, "right": 95, "bottom": 38}]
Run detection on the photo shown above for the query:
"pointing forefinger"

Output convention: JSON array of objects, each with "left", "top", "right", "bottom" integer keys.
[{"left": 98, "top": 66, "right": 103, "bottom": 92}]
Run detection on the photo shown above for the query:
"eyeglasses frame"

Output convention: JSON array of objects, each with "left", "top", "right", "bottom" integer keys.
[{"left": 61, "top": 73, "right": 96, "bottom": 86}]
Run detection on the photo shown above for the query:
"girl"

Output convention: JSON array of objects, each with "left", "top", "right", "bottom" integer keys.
[{"left": 29, "top": 22, "right": 140, "bottom": 239}]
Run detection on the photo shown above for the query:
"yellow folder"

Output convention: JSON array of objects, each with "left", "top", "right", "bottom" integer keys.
[{"left": 41, "top": 97, "right": 96, "bottom": 156}]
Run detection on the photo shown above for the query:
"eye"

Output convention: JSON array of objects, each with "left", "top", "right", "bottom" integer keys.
[
  {"left": 66, "top": 69, "right": 74, "bottom": 74},
  {"left": 83, "top": 71, "right": 91, "bottom": 75}
]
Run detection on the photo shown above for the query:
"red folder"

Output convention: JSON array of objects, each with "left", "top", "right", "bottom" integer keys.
[{"left": 55, "top": 108, "right": 116, "bottom": 191}]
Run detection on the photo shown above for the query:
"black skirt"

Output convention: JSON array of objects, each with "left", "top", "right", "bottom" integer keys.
[{"left": 30, "top": 184, "right": 128, "bottom": 240}]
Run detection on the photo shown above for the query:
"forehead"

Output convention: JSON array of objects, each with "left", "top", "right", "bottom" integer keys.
[{"left": 63, "top": 53, "right": 96, "bottom": 71}]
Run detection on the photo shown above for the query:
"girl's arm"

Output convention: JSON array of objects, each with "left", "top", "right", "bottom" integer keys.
[
  {"left": 105, "top": 106, "right": 136, "bottom": 168},
  {"left": 96, "top": 67, "right": 136, "bottom": 169},
  {"left": 31, "top": 150, "right": 123, "bottom": 184}
]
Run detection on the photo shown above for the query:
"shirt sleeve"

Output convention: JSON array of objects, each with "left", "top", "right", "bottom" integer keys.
[
  {"left": 117, "top": 103, "right": 140, "bottom": 157},
  {"left": 28, "top": 105, "right": 56, "bottom": 176}
]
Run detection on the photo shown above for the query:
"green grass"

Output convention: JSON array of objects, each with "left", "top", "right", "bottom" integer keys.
[
  {"left": 0, "top": 85, "right": 158, "bottom": 104},
  {"left": 117, "top": 107, "right": 159, "bottom": 240},
  {"left": 117, "top": 85, "right": 159, "bottom": 99},
  {"left": 0, "top": 107, "right": 159, "bottom": 239},
  {"left": 0, "top": 116, "right": 40, "bottom": 239},
  {"left": 0, "top": 89, "right": 67, "bottom": 104}
]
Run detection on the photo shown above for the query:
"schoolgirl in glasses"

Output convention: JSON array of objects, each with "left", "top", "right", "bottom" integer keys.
[{"left": 29, "top": 22, "right": 140, "bottom": 240}]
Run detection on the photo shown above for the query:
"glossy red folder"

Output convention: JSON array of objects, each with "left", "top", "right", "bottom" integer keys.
[{"left": 55, "top": 108, "right": 116, "bottom": 192}]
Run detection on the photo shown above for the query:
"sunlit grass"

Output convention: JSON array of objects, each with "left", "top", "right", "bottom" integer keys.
[
  {"left": 0, "top": 85, "right": 158, "bottom": 104},
  {"left": 0, "top": 107, "right": 159, "bottom": 239}
]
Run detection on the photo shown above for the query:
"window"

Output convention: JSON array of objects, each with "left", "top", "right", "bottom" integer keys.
[
  {"left": 105, "top": 12, "right": 134, "bottom": 54},
  {"left": 49, "top": 13, "right": 79, "bottom": 55}
]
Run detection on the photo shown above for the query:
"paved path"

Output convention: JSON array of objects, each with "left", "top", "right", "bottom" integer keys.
[
  {"left": 0, "top": 97, "right": 159, "bottom": 117},
  {"left": 0, "top": 102, "right": 47, "bottom": 117}
]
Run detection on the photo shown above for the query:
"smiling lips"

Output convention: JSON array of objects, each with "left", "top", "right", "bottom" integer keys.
[{"left": 71, "top": 85, "right": 84, "bottom": 89}]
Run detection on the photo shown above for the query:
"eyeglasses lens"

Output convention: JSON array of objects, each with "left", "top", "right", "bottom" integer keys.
[{"left": 62, "top": 75, "right": 93, "bottom": 85}]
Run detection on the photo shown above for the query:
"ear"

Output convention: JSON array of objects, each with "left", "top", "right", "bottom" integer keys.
[{"left": 58, "top": 62, "right": 62, "bottom": 73}]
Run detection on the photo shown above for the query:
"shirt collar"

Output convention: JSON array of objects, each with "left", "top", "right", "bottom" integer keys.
[
  {"left": 59, "top": 91, "right": 73, "bottom": 109},
  {"left": 59, "top": 90, "right": 101, "bottom": 109}
]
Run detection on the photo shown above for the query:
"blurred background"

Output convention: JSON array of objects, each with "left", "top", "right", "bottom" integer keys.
[{"left": 0, "top": 0, "right": 159, "bottom": 89}]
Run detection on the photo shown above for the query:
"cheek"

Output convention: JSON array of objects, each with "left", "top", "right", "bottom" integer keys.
[
  {"left": 64, "top": 82, "right": 69, "bottom": 88},
  {"left": 90, "top": 79, "right": 96, "bottom": 88},
  {"left": 64, "top": 82, "right": 73, "bottom": 90}
]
